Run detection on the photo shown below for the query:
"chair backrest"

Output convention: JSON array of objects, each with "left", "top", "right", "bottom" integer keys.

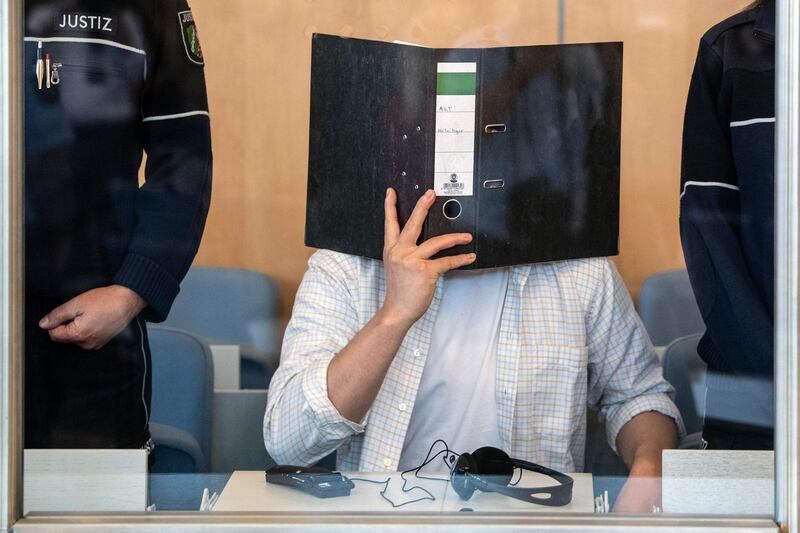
[
  {"left": 662, "top": 333, "right": 707, "bottom": 435},
  {"left": 211, "top": 390, "right": 274, "bottom": 473},
  {"left": 148, "top": 325, "right": 214, "bottom": 472},
  {"left": 163, "top": 267, "right": 280, "bottom": 366},
  {"left": 638, "top": 269, "right": 705, "bottom": 346}
]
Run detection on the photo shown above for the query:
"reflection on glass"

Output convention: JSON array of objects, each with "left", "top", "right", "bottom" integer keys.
[
  {"left": 19, "top": 0, "right": 777, "bottom": 521},
  {"left": 679, "top": 0, "right": 775, "bottom": 450},
  {"left": 267, "top": 30, "right": 678, "bottom": 515},
  {"left": 22, "top": 0, "right": 213, "bottom": 513}
]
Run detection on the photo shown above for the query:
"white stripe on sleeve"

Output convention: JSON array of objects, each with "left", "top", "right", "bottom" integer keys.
[
  {"left": 141, "top": 111, "right": 210, "bottom": 123},
  {"left": 680, "top": 180, "right": 740, "bottom": 199},
  {"left": 730, "top": 117, "right": 775, "bottom": 128}
]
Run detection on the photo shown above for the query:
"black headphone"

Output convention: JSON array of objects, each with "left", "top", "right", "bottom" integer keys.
[{"left": 449, "top": 446, "right": 574, "bottom": 506}]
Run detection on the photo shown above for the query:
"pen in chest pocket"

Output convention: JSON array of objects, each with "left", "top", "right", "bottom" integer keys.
[
  {"left": 45, "top": 53, "right": 51, "bottom": 89},
  {"left": 35, "top": 40, "right": 43, "bottom": 89},
  {"left": 34, "top": 42, "right": 62, "bottom": 89}
]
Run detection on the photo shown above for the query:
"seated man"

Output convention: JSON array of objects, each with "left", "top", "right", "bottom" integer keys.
[{"left": 264, "top": 188, "right": 684, "bottom": 512}]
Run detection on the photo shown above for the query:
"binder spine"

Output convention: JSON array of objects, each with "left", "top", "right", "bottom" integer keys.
[{"left": 426, "top": 49, "right": 480, "bottom": 263}]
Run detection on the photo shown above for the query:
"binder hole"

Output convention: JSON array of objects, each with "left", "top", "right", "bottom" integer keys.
[
  {"left": 401, "top": 171, "right": 406, "bottom": 176},
  {"left": 416, "top": 126, "right": 421, "bottom": 132},
  {"left": 414, "top": 184, "right": 419, "bottom": 190},
  {"left": 484, "top": 124, "right": 507, "bottom": 134},
  {"left": 442, "top": 199, "right": 462, "bottom": 220}
]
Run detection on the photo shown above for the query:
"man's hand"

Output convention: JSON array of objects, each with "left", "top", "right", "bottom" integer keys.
[
  {"left": 39, "top": 285, "right": 147, "bottom": 350},
  {"left": 613, "top": 457, "right": 662, "bottom": 513},
  {"left": 381, "top": 187, "right": 475, "bottom": 326},
  {"left": 324, "top": 188, "right": 475, "bottom": 423}
]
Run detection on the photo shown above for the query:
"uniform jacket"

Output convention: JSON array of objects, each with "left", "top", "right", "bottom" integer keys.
[
  {"left": 25, "top": 0, "right": 212, "bottom": 321},
  {"left": 680, "top": 0, "right": 775, "bottom": 379}
]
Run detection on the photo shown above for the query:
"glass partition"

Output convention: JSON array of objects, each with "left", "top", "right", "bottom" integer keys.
[{"left": 9, "top": 0, "right": 788, "bottom": 529}]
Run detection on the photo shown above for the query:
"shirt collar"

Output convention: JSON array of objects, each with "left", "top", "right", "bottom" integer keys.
[{"left": 754, "top": 0, "right": 775, "bottom": 43}]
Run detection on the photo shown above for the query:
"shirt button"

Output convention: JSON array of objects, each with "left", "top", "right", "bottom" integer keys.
[
  {"left": 398, "top": 402, "right": 407, "bottom": 412},
  {"left": 384, "top": 458, "right": 392, "bottom": 468},
  {"left": 504, "top": 387, "right": 512, "bottom": 396},
  {"left": 413, "top": 349, "right": 422, "bottom": 357}
]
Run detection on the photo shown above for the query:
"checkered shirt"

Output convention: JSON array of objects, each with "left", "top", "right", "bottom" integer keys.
[{"left": 264, "top": 250, "right": 684, "bottom": 473}]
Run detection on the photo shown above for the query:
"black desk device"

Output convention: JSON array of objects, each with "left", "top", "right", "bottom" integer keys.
[{"left": 265, "top": 465, "right": 355, "bottom": 498}]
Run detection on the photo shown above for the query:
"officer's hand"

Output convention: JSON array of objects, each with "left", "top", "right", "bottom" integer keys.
[
  {"left": 381, "top": 188, "right": 475, "bottom": 327},
  {"left": 39, "top": 285, "right": 147, "bottom": 350}
]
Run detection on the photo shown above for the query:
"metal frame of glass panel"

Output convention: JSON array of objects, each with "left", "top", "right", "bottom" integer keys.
[
  {"left": 774, "top": 0, "right": 800, "bottom": 529},
  {"left": 0, "top": 0, "right": 794, "bottom": 530},
  {"left": 0, "top": 0, "right": 24, "bottom": 530}
]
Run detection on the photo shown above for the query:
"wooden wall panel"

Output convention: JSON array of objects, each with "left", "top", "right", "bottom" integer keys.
[
  {"left": 190, "top": 0, "right": 559, "bottom": 324},
  {"left": 563, "top": 0, "right": 750, "bottom": 297},
  {"left": 189, "top": 0, "right": 748, "bottom": 325}
]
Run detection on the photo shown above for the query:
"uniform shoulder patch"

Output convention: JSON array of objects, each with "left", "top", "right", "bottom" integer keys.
[{"left": 178, "top": 10, "right": 204, "bottom": 65}]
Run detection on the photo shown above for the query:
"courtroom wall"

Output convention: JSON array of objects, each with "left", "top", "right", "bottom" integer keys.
[{"left": 189, "top": 0, "right": 751, "bottom": 325}]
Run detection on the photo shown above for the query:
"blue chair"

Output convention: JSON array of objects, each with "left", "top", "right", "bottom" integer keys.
[
  {"left": 638, "top": 269, "right": 705, "bottom": 347},
  {"left": 162, "top": 267, "right": 280, "bottom": 389},
  {"left": 662, "top": 333, "right": 707, "bottom": 438},
  {"left": 148, "top": 326, "right": 214, "bottom": 473}
]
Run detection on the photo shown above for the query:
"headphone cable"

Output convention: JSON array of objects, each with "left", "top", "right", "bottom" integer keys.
[{"left": 348, "top": 439, "right": 459, "bottom": 508}]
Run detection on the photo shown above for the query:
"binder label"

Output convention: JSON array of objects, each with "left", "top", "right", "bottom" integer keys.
[{"left": 434, "top": 63, "right": 476, "bottom": 197}]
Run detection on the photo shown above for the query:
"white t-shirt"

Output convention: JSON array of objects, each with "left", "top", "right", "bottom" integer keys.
[{"left": 397, "top": 268, "right": 510, "bottom": 471}]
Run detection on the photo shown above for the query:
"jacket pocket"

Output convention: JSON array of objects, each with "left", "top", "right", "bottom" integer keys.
[{"left": 56, "top": 61, "right": 125, "bottom": 81}]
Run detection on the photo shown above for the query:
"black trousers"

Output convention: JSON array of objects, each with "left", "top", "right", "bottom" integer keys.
[
  {"left": 25, "top": 298, "right": 152, "bottom": 449},
  {"left": 703, "top": 418, "right": 774, "bottom": 451}
]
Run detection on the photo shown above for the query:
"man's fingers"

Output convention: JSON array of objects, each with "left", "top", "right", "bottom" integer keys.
[
  {"left": 414, "top": 233, "right": 473, "bottom": 259},
  {"left": 431, "top": 252, "right": 477, "bottom": 274},
  {"left": 49, "top": 322, "right": 102, "bottom": 350},
  {"left": 384, "top": 188, "right": 400, "bottom": 248},
  {"left": 399, "top": 189, "right": 435, "bottom": 244},
  {"left": 39, "top": 301, "right": 79, "bottom": 330},
  {"left": 48, "top": 323, "right": 80, "bottom": 343}
]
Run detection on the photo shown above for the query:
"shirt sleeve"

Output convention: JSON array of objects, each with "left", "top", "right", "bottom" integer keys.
[
  {"left": 679, "top": 38, "right": 773, "bottom": 376},
  {"left": 112, "top": 0, "right": 212, "bottom": 322},
  {"left": 584, "top": 259, "right": 685, "bottom": 452},
  {"left": 263, "top": 251, "right": 366, "bottom": 466}
]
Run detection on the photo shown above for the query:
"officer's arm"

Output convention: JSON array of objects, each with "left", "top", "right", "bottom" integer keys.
[
  {"left": 680, "top": 39, "right": 772, "bottom": 376},
  {"left": 112, "top": 0, "right": 212, "bottom": 322}
]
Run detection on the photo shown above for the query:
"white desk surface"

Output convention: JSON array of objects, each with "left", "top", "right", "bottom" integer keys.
[{"left": 214, "top": 470, "right": 594, "bottom": 513}]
